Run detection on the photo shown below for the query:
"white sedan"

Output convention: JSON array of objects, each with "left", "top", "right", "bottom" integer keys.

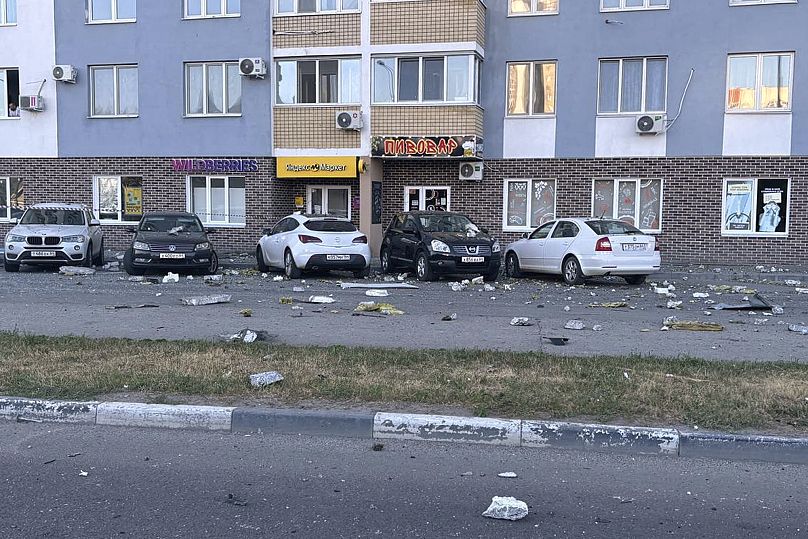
[
  {"left": 256, "top": 214, "right": 371, "bottom": 279},
  {"left": 503, "top": 218, "right": 660, "bottom": 285}
]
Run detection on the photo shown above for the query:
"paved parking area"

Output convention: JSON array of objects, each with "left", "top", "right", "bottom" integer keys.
[{"left": 0, "top": 260, "right": 806, "bottom": 362}]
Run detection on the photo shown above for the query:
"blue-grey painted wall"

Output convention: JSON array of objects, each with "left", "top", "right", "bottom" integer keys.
[
  {"left": 483, "top": 0, "right": 808, "bottom": 158},
  {"left": 55, "top": 2, "right": 272, "bottom": 157}
]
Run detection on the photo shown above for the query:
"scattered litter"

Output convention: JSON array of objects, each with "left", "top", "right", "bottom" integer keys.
[
  {"left": 239, "top": 309, "right": 253, "bottom": 317},
  {"left": 249, "top": 371, "right": 284, "bottom": 388},
  {"left": 292, "top": 286, "right": 305, "bottom": 293},
  {"left": 279, "top": 297, "right": 294, "bottom": 304},
  {"left": 503, "top": 284, "right": 514, "bottom": 291},
  {"left": 162, "top": 272, "right": 180, "bottom": 284},
  {"left": 372, "top": 443, "right": 385, "bottom": 452},
  {"left": 612, "top": 496, "right": 635, "bottom": 504},
  {"left": 662, "top": 317, "right": 723, "bottom": 332},
  {"left": 273, "top": 275, "right": 285, "bottom": 282},
  {"left": 564, "top": 320, "right": 586, "bottom": 330},
  {"left": 497, "top": 472, "right": 518, "bottom": 478},
  {"left": 623, "top": 372, "right": 630, "bottom": 380},
  {"left": 543, "top": 337, "right": 569, "bottom": 346},
  {"left": 460, "top": 472, "right": 473, "bottom": 477},
  {"left": 442, "top": 313, "right": 457, "bottom": 322},
  {"left": 59, "top": 266, "right": 96, "bottom": 277},
  {"left": 128, "top": 276, "right": 145, "bottom": 282},
  {"left": 16, "top": 416, "right": 43, "bottom": 423},
  {"left": 204, "top": 274, "right": 223, "bottom": 283},
  {"left": 341, "top": 283, "right": 418, "bottom": 290},
  {"left": 692, "top": 292, "right": 710, "bottom": 299},
  {"left": 229, "top": 329, "right": 271, "bottom": 343},
  {"left": 397, "top": 273, "right": 409, "bottom": 281},
  {"left": 79, "top": 470, "right": 89, "bottom": 477},
  {"left": 563, "top": 306, "right": 571, "bottom": 312},
  {"left": 354, "top": 302, "right": 404, "bottom": 316},
  {"left": 307, "top": 296, "right": 336, "bottom": 304},
  {"left": 592, "top": 325, "right": 603, "bottom": 332},
  {"left": 788, "top": 324, "right": 808, "bottom": 335},
  {"left": 449, "top": 282, "right": 467, "bottom": 292},
  {"left": 654, "top": 286, "right": 675, "bottom": 295},
  {"left": 483, "top": 284, "right": 496, "bottom": 292},
  {"left": 797, "top": 288, "right": 808, "bottom": 295},
  {"left": 365, "top": 289, "right": 390, "bottom": 297},
  {"left": 225, "top": 493, "right": 248, "bottom": 507},
  {"left": 785, "top": 280, "right": 801, "bottom": 286},
  {"left": 772, "top": 305, "right": 784, "bottom": 316},
  {"left": 711, "top": 294, "right": 772, "bottom": 312},
  {"left": 667, "top": 300, "right": 683, "bottom": 309},
  {"left": 105, "top": 305, "right": 131, "bottom": 310},
  {"left": 482, "top": 496, "right": 529, "bottom": 521},
  {"left": 510, "top": 317, "right": 533, "bottom": 327},
  {"left": 187, "top": 275, "right": 194, "bottom": 280},
  {"left": 182, "top": 294, "right": 232, "bottom": 306},
  {"left": 471, "top": 276, "right": 484, "bottom": 285},
  {"left": 588, "top": 302, "right": 627, "bottom": 308}
]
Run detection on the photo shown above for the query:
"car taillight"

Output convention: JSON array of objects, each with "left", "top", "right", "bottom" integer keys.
[
  {"left": 353, "top": 236, "right": 368, "bottom": 244},
  {"left": 595, "top": 237, "right": 612, "bottom": 252},
  {"left": 298, "top": 234, "right": 322, "bottom": 244}
]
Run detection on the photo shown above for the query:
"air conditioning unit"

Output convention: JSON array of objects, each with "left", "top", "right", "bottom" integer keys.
[
  {"left": 19, "top": 95, "right": 44, "bottom": 112},
  {"left": 336, "top": 111, "right": 363, "bottom": 130},
  {"left": 239, "top": 57, "right": 266, "bottom": 78},
  {"left": 459, "top": 161, "right": 483, "bottom": 181},
  {"left": 635, "top": 114, "right": 666, "bottom": 135},
  {"left": 53, "top": 65, "right": 77, "bottom": 83}
]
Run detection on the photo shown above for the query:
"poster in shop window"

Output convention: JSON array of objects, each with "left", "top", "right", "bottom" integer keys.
[
  {"left": 506, "top": 181, "right": 528, "bottom": 227},
  {"left": 724, "top": 180, "right": 753, "bottom": 232},
  {"left": 756, "top": 179, "right": 788, "bottom": 234},
  {"left": 639, "top": 180, "right": 662, "bottom": 230},
  {"left": 592, "top": 180, "right": 614, "bottom": 219},
  {"left": 617, "top": 181, "right": 637, "bottom": 226},
  {"left": 531, "top": 180, "right": 555, "bottom": 227}
]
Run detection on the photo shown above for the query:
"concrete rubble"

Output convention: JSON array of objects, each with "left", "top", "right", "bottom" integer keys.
[
  {"left": 564, "top": 320, "right": 586, "bottom": 330},
  {"left": 510, "top": 317, "right": 533, "bottom": 327},
  {"left": 249, "top": 371, "right": 284, "bottom": 387},
  {"left": 482, "top": 496, "right": 529, "bottom": 521},
  {"left": 181, "top": 294, "right": 232, "bottom": 306},
  {"left": 365, "top": 289, "right": 390, "bottom": 297},
  {"left": 162, "top": 273, "right": 179, "bottom": 284},
  {"left": 59, "top": 266, "right": 95, "bottom": 277}
]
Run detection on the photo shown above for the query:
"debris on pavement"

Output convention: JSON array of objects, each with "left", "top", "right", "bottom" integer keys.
[
  {"left": 588, "top": 302, "right": 628, "bottom": 308},
  {"left": 788, "top": 324, "right": 808, "bottom": 335},
  {"left": 667, "top": 300, "right": 683, "bottom": 309},
  {"left": 203, "top": 274, "right": 223, "bottom": 283},
  {"left": 365, "top": 289, "right": 390, "bottom": 297},
  {"left": 292, "top": 286, "right": 305, "bottom": 293},
  {"left": 59, "top": 266, "right": 96, "bottom": 277},
  {"left": 306, "top": 296, "right": 336, "bottom": 304},
  {"left": 354, "top": 302, "right": 404, "bottom": 316},
  {"left": 229, "top": 329, "right": 271, "bottom": 343},
  {"left": 442, "top": 313, "right": 457, "bottom": 322},
  {"left": 711, "top": 294, "right": 773, "bottom": 311},
  {"left": 449, "top": 282, "right": 467, "bottom": 292},
  {"left": 239, "top": 309, "right": 253, "bottom": 317},
  {"left": 279, "top": 297, "right": 294, "bottom": 304},
  {"left": 497, "top": 472, "right": 518, "bottom": 478},
  {"left": 663, "top": 316, "right": 724, "bottom": 332},
  {"left": 692, "top": 292, "right": 710, "bottom": 298},
  {"left": 249, "top": 370, "right": 284, "bottom": 387},
  {"left": 592, "top": 325, "right": 603, "bottom": 332},
  {"left": 372, "top": 443, "right": 385, "bottom": 452},
  {"left": 341, "top": 282, "right": 418, "bottom": 290},
  {"left": 564, "top": 320, "right": 586, "bottom": 330},
  {"left": 797, "top": 288, "right": 808, "bottom": 295},
  {"left": 273, "top": 275, "right": 285, "bottom": 282},
  {"left": 79, "top": 470, "right": 89, "bottom": 477},
  {"left": 510, "top": 317, "right": 533, "bottom": 327},
  {"left": 471, "top": 276, "right": 484, "bottom": 285},
  {"left": 543, "top": 337, "right": 569, "bottom": 346},
  {"left": 225, "top": 493, "right": 248, "bottom": 507},
  {"left": 181, "top": 294, "right": 232, "bottom": 306},
  {"left": 162, "top": 272, "right": 180, "bottom": 284},
  {"left": 483, "top": 284, "right": 496, "bottom": 292},
  {"left": 482, "top": 496, "right": 529, "bottom": 521}
]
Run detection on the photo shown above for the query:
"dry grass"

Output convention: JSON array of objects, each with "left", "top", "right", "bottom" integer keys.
[{"left": 1, "top": 332, "right": 807, "bottom": 432}]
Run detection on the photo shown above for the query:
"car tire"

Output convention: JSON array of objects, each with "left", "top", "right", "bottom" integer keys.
[
  {"left": 83, "top": 243, "right": 94, "bottom": 268},
  {"left": 415, "top": 251, "right": 434, "bottom": 282},
  {"left": 207, "top": 252, "right": 219, "bottom": 275},
  {"left": 562, "top": 256, "right": 585, "bottom": 286},
  {"left": 123, "top": 250, "right": 144, "bottom": 276},
  {"left": 624, "top": 275, "right": 647, "bottom": 285},
  {"left": 93, "top": 239, "right": 105, "bottom": 267},
  {"left": 4, "top": 260, "right": 19, "bottom": 273},
  {"left": 256, "top": 246, "right": 270, "bottom": 272},
  {"left": 284, "top": 250, "right": 301, "bottom": 279},
  {"left": 505, "top": 252, "right": 522, "bottom": 279},
  {"left": 380, "top": 247, "right": 393, "bottom": 274},
  {"left": 353, "top": 266, "right": 370, "bottom": 279}
]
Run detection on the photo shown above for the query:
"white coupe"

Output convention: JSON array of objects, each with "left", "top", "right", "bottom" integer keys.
[
  {"left": 503, "top": 218, "right": 661, "bottom": 285},
  {"left": 256, "top": 214, "right": 371, "bottom": 279}
]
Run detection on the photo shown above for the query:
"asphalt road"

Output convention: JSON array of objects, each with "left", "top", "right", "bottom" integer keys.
[
  {"left": 1, "top": 422, "right": 806, "bottom": 538},
  {"left": 0, "top": 263, "right": 806, "bottom": 362}
]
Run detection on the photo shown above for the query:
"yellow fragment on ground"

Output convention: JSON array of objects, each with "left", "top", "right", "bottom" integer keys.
[
  {"left": 668, "top": 321, "right": 724, "bottom": 332},
  {"left": 354, "top": 302, "right": 405, "bottom": 316},
  {"left": 588, "top": 302, "right": 628, "bottom": 308}
]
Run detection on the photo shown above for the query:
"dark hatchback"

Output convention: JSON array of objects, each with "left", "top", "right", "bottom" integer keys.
[
  {"left": 380, "top": 212, "right": 501, "bottom": 281},
  {"left": 123, "top": 212, "right": 218, "bottom": 275}
]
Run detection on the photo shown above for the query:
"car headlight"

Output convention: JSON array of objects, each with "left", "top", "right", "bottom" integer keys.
[
  {"left": 133, "top": 241, "right": 150, "bottom": 251},
  {"left": 6, "top": 234, "right": 25, "bottom": 243},
  {"left": 195, "top": 242, "right": 210, "bottom": 251},
  {"left": 62, "top": 235, "right": 86, "bottom": 243},
  {"left": 492, "top": 241, "right": 501, "bottom": 253},
  {"left": 430, "top": 240, "right": 451, "bottom": 253}
]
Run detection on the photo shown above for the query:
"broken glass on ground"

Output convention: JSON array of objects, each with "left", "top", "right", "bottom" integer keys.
[
  {"left": 365, "top": 290, "right": 390, "bottom": 297},
  {"left": 181, "top": 294, "right": 232, "bottom": 306},
  {"left": 442, "top": 313, "right": 457, "bottom": 321},
  {"left": 306, "top": 296, "right": 336, "bottom": 304},
  {"left": 588, "top": 302, "right": 628, "bottom": 308}
]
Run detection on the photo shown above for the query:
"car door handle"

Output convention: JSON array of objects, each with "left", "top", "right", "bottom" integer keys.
[{"left": 562, "top": 242, "right": 571, "bottom": 246}]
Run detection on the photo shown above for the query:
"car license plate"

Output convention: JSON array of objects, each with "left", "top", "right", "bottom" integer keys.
[
  {"left": 462, "top": 256, "right": 485, "bottom": 263},
  {"left": 30, "top": 251, "right": 56, "bottom": 258},
  {"left": 327, "top": 255, "right": 351, "bottom": 261},
  {"left": 159, "top": 253, "right": 186, "bottom": 259},
  {"left": 622, "top": 244, "right": 646, "bottom": 252}
]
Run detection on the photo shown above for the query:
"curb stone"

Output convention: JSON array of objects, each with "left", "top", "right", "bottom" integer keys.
[{"left": 2, "top": 397, "right": 808, "bottom": 464}]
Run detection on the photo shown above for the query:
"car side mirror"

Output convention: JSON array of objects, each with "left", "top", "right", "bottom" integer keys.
[
  {"left": 90, "top": 219, "right": 101, "bottom": 227},
  {"left": 263, "top": 228, "right": 273, "bottom": 236},
  {"left": 126, "top": 227, "right": 137, "bottom": 234},
  {"left": 521, "top": 232, "right": 529, "bottom": 239},
  {"left": 10, "top": 217, "right": 18, "bottom": 225}
]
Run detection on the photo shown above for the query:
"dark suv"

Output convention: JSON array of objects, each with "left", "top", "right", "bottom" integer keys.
[
  {"left": 380, "top": 212, "right": 501, "bottom": 281},
  {"left": 123, "top": 212, "right": 218, "bottom": 275}
]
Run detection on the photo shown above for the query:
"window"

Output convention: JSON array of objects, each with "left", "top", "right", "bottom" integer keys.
[
  {"left": 308, "top": 186, "right": 350, "bottom": 219},
  {"left": 275, "top": 58, "right": 360, "bottom": 105},
  {"left": 0, "top": 68, "right": 19, "bottom": 118},
  {"left": 373, "top": 55, "right": 480, "bottom": 104},
  {"left": 185, "top": 0, "right": 240, "bottom": 18},
  {"left": 592, "top": 179, "right": 662, "bottom": 232},
  {"left": 551, "top": 221, "right": 580, "bottom": 239},
  {"left": 509, "top": 0, "right": 558, "bottom": 15},
  {"left": 188, "top": 176, "right": 246, "bottom": 225},
  {"left": 185, "top": 62, "right": 241, "bottom": 116},
  {"left": 507, "top": 61, "right": 556, "bottom": 115},
  {"left": 405, "top": 187, "right": 450, "bottom": 212},
  {"left": 92, "top": 176, "right": 143, "bottom": 222},
  {"left": 1, "top": 0, "right": 16, "bottom": 24},
  {"left": 730, "top": 0, "right": 797, "bottom": 5},
  {"left": 275, "top": 0, "right": 358, "bottom": 15},
  {"left": 89, "top": 65, "right": 138, "bottom": 117},
  {"left": 598, "top": 57, "right": 667, "bottom": 114},
  {"left": 601, "top": 0, "right": 669, "bottom": 11},
  {"left": 87, "top": 0, "right": 136, "bottom": 22},
  {"left": 503, "top": 179, "right": 556, "bottom": 231},
  {"left": 0, "top": 177, "right": 23, "bottom": 220},
  {"left": 727, "top": 53, "right": 793, "bottom": 112},
  {"left": 722, "top": 178, "right": 789, "bottom": 236}
]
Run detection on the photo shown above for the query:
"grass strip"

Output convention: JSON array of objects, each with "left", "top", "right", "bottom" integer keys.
[{"left": 1, "top": 332, "right": 807, "bottom": 433}]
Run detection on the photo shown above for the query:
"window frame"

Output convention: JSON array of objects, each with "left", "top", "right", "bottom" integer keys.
[
  {"left": 307, "top": 185, "right": 352, "bottom": 220},
  {"left": 274, "top": 0, "right": 360, "bottom": 16},
  {"left": 0, "top": 0, "right": 16, "bottom": 25},
  {"left": 725, "top": 52, "right": 794, "bottom": 113},
  {"left": 184, "top": 61, "right": 242, "bottom": 117},
  {"left": 600, "top": 0, "right": 670, "bottom": 12},
  {"left": 729, "top": 0, "right": 797, "bottom": 6},
  {"left": 274, "top": 57, "right": 362, "bottom": 106},
  {"left": 184, "top": 0, "right": 241, "bottom": 20},
  {"left": 186, "top": 175, "right": 247, "bottom": 226},
  {"left": 372, "top": 54, "right": 480, "bottom": 105},
  {"left": 502, "top": 179, "right": 558, "bottom": 233},
  {"left": 403, "top": 186, "right": 452, "bottom": 212},
  {"left": 89, "top": 64, "right": 139, "bottom": 118},
  {"left": 0, "top": 67, "right": 20, "bottom": 120},
  {"left": 507, "top": 0, "right": 559, "bottom": 16},
  {"left": 0, "top": 176, "right": 23, "bottom": 221},
  {"left": 87, "top": 0, "right": 136, "bottom": 24},
  {"left": 597, "top": 57, "right": 668, "bottom": 115},
  {"left": 590, "top": 178, "right": 664, "bottom": 234},
  {"left": 92, "top": 175, "right": 144, "bottom": 224},
  {"left": 506, "top": 60, "right": 557, "bottom": 117},
  {"left": 721, "top": 178, "right": 790, "bottom": 237}
]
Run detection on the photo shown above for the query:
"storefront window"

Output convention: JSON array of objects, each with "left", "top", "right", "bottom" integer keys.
[
  {"left": 0, "top": 177, "right": 23, "bottom": 220},
  {"left": 503, "top": 179, "right": 556, "bottom": 231},
  {"left": 722, "top": 178, "right": 788, "bottom": 235},
  {"left": 93, "top": 176, "right": 143, "bottom": 222},
  {"left": 405, "top": 187, "right": 450, "bottom": 212},
  {"left": 189, "top": 175, "right": 246, "bottom": 224},
  {"left": 308, "top": 186, "right": 350, "bottom": 219},
  {"left": 592, "top": 179, "right": 662, "bottom": 232}
]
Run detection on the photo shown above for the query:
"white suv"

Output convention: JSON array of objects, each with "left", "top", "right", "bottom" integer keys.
[{"left": 4, "top": 204, "right": 104, "bottom": 272}]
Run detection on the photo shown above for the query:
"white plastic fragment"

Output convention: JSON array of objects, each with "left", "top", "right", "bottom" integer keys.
[
  {"left": 510, "top": 317, "right": 532, "bottom": 327},
  {"left": 497, "top": 472, "right": 518, "bottom": 478},
  {"left": 471, "top": 276, "right": 484, "bottom": 285},
  {"left": 564, "top": 320, "right": 585, "bottom": 330},
  {"left": 692, "top": 292, "right": 709, "bottom": 299},
  {"left": 181, "top": 294, "right": 232, "bottom": 306},
  {"left": 293, "top": 286, "right": 305, "bottom": 293},
  {"left": 162, "top": 272, "right": 180, "bottom": 284},
  {"left": 483, "top": 284, "right": 496, "bottom": 292},
  {"left": 273, "top": 275, "right": 285, "bottom": 282},
  {"left": 204, "top": 274, "right": 223, "bottom": 283},
  {"left": 249, "top": 371, "right": 284, "bottom": 388},
  {"left": 308, "top": 296, "right": 335, "bottom": 304},
  {"left": 449, "top": 282, "right": 467, "bottom": 292},
  {"left": 482, "top": 496, "right": 529, "bottom": 521},
  {"left": 667, "top": 300, "right": 683, "bottom": 309},
  {"left": 365, "top": 289, "right": 390, "bottom": 297},
  {"left": 592, "top": 324, "right": 603, "bottom": 332}
]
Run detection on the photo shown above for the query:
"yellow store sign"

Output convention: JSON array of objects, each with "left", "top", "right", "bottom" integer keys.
[{"left": 277, "top": 157, "right": 358, "bottom": 179}]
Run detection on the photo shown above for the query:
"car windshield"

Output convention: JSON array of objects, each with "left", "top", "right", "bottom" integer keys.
[
  {"left": 21, "top": 208, "right": 85, "bottom": 226},
  {"left": 140, "top": 216, "right": 204, "bottom": 234},
  {"left": 419, "top": 214, "right": 480, "bottom": 234},
  {"left": 586, "top": 220, "right": 644, "bottom": 235},
  {"left": 304, "top": 220, "right": 357, "bottom": 232}
]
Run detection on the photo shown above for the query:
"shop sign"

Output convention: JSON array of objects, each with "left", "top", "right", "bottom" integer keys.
[
  {"left": 171, "top": 158, "right": 259, "bottom": 174},
  {"left": 276, "top": 157, "right": 358, "bottom": 179},
  {"left": 371, "top": 136, "right": 482, "bottom": 159}
]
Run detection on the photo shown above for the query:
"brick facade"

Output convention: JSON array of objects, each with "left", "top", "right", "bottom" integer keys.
[
  {"left": 274, "top": 106, "right": 362, "bottom": 150},
  {"left": 370, "top": 0, "right": 486, "bottom": 46},
  {"left": 371, "top": 105, "right": 484, "bottom": 138}
]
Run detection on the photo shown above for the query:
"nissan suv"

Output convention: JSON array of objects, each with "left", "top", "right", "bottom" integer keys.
[{"left": 4, "top": 204, "right": 104, "bottom": 272}]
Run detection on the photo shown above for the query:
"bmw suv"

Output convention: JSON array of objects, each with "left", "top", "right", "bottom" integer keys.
[{"left": 4, "top": 204, "right": 104, "bottom": 272}]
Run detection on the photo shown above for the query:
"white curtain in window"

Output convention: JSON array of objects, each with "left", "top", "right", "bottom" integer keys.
[
  {"left": 228, "top": 177, "right": 246, "bottom": 224},
  {"left": 598, "top": 61, "right": 619, "bottom": 113},
  {"left": 621, "top": 59, "right": 643, "bottom": 113},
  {"left": 727, "top": 56, "right": 757, "bottom": 110},
  {"left": 645, "top": 59, "right": 666, "bottom": 111},
  {"left": 6, "top": 0, "right": 17, "bottom": 23},
  {"left": 340, "top": 59, "right": 361, "bottom": 104},
  {"left": 187, "top": 65, "right": 204, "bottom": 114},
  {"left": 118, "top": 67, "right": 138, "bottom": 115},
  {"left": 447, "top": 56, "right": 470, "bottom": 102},
  {"left": 0, "top": 74, "right": 6, "bottom": 118},
  {"left": 210, "top": 178, "right": 226, "bottom": 222},
  {"left": 92, "top": 67, "right": 115, "bottom": 116},
  {"left": 226, "top": 63, "right": 241, "bottom": 114},
  {"left": 192, "top": 178, "right": 208, "bottom": 220},
  {"left": 207, "top": 64, "right": 224, "bottom": 114}
]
